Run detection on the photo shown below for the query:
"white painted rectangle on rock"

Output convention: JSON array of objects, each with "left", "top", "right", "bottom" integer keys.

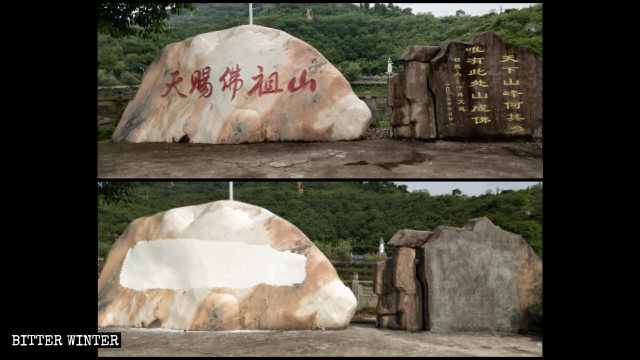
[{"left": 120, "top": 238, "right": 307, "bottom": 291}]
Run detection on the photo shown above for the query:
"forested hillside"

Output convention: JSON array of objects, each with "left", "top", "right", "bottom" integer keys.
[
  {"left": 98, "top": 181, "right": 542, "bottom": 260},
  {"left": 98, "top": 3, "right": 542, "bottom": 85}
]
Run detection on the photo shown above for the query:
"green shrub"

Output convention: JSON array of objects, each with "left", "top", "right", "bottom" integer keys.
[
  {"left": 343, "top": 62, "right": 362, "bottom": 82},
  {"left": 315, "top": 241, "right": 334, "bottom": 260},
  {"left": 523, "top": 299, "right": 542, "bottom": 333},
  {"left": 120, "top": 71, "right": 141, "bottom": 85},
  {"left": 372, "top": 120, "right": 390, "bottom": 128},
  {"left": 334, "top": 240, "right": 352, "bottom": 262}
]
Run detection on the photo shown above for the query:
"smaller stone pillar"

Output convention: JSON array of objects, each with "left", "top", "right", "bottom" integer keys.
[
  {"left": 351, "top": 272, "right": 361, "bottom": 309},
  {"left": 373, "top": 248, "right": 423, "bottom": 331},
  {"left": 386, "top": 45, "right": 441, "bottom": 140},
  {"left": 364, "top": 88, "right": 379, "bottom": 123}
]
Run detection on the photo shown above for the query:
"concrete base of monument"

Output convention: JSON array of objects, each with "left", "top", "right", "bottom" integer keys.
[
  {"left": 98, "top": 324, "right": 542, "bottom": 357},
  {"left": 97, "top": 138, "right": 542, "bottom": 178}
]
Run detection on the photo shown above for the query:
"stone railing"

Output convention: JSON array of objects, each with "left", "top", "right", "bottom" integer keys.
[{"left": 347, "top": 272, "right": 378, "bottom": 310}]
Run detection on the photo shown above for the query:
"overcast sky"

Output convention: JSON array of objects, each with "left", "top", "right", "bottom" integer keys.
[
  {"left": 392, "top": 3, "right": 539, "bottom": 17},
  {"left": 394, "top": 181, "right": 541, "bottom": 196}
]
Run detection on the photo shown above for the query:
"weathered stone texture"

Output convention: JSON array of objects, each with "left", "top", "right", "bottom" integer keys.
[
  {"left": 350, "top": 273, "right": 378, "bottom": 310},
  {"left": 420, "top": 217, "right": 542, "bottom": 332},
  {"left": 98, "top": 200, "right": 356, "bottom": 331},
  {"left": 112, "top": 25, "right": 371, "bottom": 144},
  {"left": 403, "top": 62, "right": 436, "bottom": 140},
  {"left": 387, "top": 63, "right": 436, "bottom": 140},
  {"left": 428, "top": 32, "right": 542, "bottom": 140},
  {"left": 386, "top": 73, "right": 406, "bottom": 108},
  {"left": 392, "top": 248, "right": 423, "bottom": 331},
  {"left": 376, "top": 217, "right": 541, "bottom": 333},
  {"left": 389, "top": 104, "right": 409, "bottom": 127},
  {"left": 398, "top": 45, "right": 441, "bottom": 62},
  {"left": 388, "top": 229, "right": 433, "bottom": 248},
  {"left": 374, "top": 248, "right": 423, "bottom": 331}
]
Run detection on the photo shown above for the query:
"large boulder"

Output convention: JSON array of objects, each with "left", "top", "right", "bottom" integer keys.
[
  {"left": 419, "top": 217, "right": 542, "bottom": 332},
  {"left": 111, "top": 25, "right": 371, "bottom": 144},
  {"left": 98, "top": 200, "right": 357, "bottom": 330}
]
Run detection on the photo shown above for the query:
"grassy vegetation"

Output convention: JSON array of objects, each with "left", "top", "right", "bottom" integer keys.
[
  {"left": 372, "top": 120, "right": 390, "bottom": 128},
  {"left": 356, "top": 306, "right": 377, "bottom": 315},
  {"left": 335, "top": 265, "right": 376, "bottom": 282}
]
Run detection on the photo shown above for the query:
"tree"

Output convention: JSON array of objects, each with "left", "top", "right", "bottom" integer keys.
[
  {"left": 97, "top": 3, "right": 194, "bottom": 40},
  {"left": 98, "top": 181, "right": 150, "bottom": 205},
  {"left": 373, "top": 3, "right": 387, "bottom": 16},
  {"left": 342, "top": 62, "right": 362, "bottom": 82},
  {"left": 456, "top": 9, "right": 466, "bottom": 17},
  {"left": 98, "top": 181, "right": 137, "bottom": 205},
  {"left": 452, "top": 188, "right": 462, "bottom": 196},
  {"left": 99, "top": 181, "right": 543, "bottom": 261},
  {"left": 334, "top": 240, "right": 353, "bottom": 262},
  {"left": 315, "top": 241, "right": 334, "bottom": 260}
]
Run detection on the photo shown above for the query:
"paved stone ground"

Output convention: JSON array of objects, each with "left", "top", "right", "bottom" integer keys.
[
  {"left": 97, "top": 139, "right": 542, "bottom": 178},
  {"left": 98, "top": 324, "right": 542, "bottom": 357}
]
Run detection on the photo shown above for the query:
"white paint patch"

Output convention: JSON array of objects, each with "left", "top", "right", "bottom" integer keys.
[{"left": 120, "top": 238, "right": 307, "bottom": 291}]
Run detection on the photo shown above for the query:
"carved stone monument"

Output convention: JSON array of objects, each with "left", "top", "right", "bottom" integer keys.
[
  {"left": 388, "top": 32, "right": 542, "bottom": 141},
  {"left": 375, "top": 218, "right": 542, "bottom": 333},
  {"left": 428, "top": 32, "right": 542, "bottom": 140}
]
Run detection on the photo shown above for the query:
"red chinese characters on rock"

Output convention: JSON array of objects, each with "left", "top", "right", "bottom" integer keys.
[
  {"left": 248, "top": 66, "right": 284, "bottom": 96},
  {"left": 161, "top": 71, "right": 188, "bottom": 98},
  {"left": 287, "top": 69, "right": 316, "bottom": 93},
  {"left": 189, "top": 66, "right": 213, "bottom": 98},
  {"left": 160, "top": 66, "right": 317, "bottom": 101},
  {"left": 218, "top": 64, "right": 244, "bottom": 101}
]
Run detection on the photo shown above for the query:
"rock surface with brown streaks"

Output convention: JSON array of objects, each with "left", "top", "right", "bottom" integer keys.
[
  {"left": 374, "top": 247, "right": 423, "bottom": 331},
  {"left": 111, "top": 25, "right": 371, "bottom": 144},
  {"left": 387, "top": 62, "right": 436, "bottom": 140},
  {"left": 98, "top": 200, "right": 356, "bottom": 331}
]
